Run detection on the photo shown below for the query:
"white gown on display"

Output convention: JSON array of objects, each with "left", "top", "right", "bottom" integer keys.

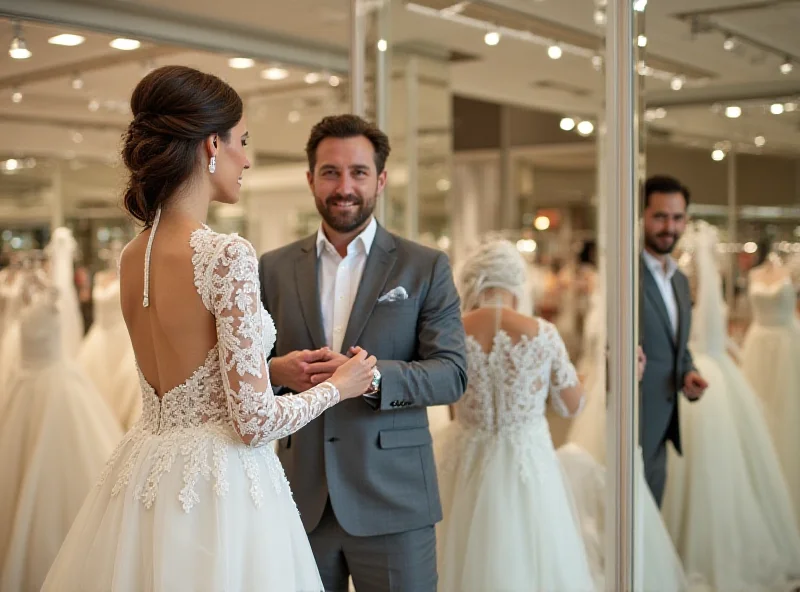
[
  {"left": 435, "top": 318, "right": 596, "bottom": 592},
  {"left": 563, "top": 282, "right": 692, "bottom": 592},
  {"left": 107, "top": 348, "right": 144, "bottom": 430},
  {"left": 43, "top": 226, "right": 337, "bottom": 592},
  {"left": 77, "top": 277, "right": 134, "bottom": 425},
  {"left": 0, "top": 272, "right": 24, "bottom": 398},
  {"left": 0, "top": 289, "right": 123, "bottom": 592},
  {"left": 740, "top": 273, "right": 800, "bottom": 530},
  {"left": 661, "top": 222, "right": 800, "bottom": 592},
  {"left": 47, "top": 227, "right": 85, "bottom": 356}
]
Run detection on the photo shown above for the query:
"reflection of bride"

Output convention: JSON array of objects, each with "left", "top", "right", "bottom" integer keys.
[
  {"left": 436, "top": 239, "right": 595, "bottom": 591},
  {"left": 662, "top": 221, "right": 800, "bottom": 591}
]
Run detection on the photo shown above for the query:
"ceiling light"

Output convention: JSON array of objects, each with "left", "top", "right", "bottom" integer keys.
[
  {"left": 534, "top": 216, "right": 551, "bottom": 231},
  {"left": 780, "top": 60, "right": 793, "bottom": 75},
  {"left": 377, "top": 38, "right": 388, "bottom": 52},
  {"left": 288, "top": 110, "right": 301, "bottom": 123},
  {"left": 670, "top": 76, "right": 684, "bottom": 91},
  {"left": 110, "top": 38, "right": 141, "bottom": 51},
  {"left": 593, "top": 9, "right": 606, "bottom": 26},
  {"left": 637, "top": 35, "right": 648, "bottom": 48},
  {"left": 724, "top": 105, "right": 742, "bottom": 118},
  {"left": 785, "top": 102, "right": 798, "bottom": 112},
  {"left": 711, "top": 149, "right": 725, "bottom": 161},
  {"left": 754, "top": 135, "right": 766, "bottom": 147},
  {"left": 329, "top": 75, "right": 340, "bottom": 87},
  {"left": 88, "top": 99, "right": 100, "bottom": 112},
  {"left": 11, "top": 89, "right": 22, "bottom": 104},
  {"left": 637, "top": 61, "right": 653, "bottom": 76},
  {"left": 547, "top": 45, "right": 562, "bottom": 60},
  {"left": 577, "top": 120, "right": 594, "bottom": 135},
  {"left": 71, "top": 75, "right": 84, "bottom": 90},
  {"left": 591, "top": 55, "right": 603, "bottom": 71},
  {"left": 9, "top": 38, "right": 31, "bottom": 60},
  {"left": 560, "top": 117, "right": 576, "bottom": 131},
  {"left": 484, "top": 31, "right": 500, "bottom": 46},
  {"left": 72, "top": 131, "right": 83, "bottom": 144},
  {"left": 723, "top": 36, "right": 736, "bottom": 51},
  {"left": 770, "top": 103, "right": 784, "bottom": 115},
  {"left": 261, "top": 67, "right": 289, "bottom": 80},
  {"left": 304, "top": 72, "right": 321, "bottom": 84},
  {"left": 228, "top": 57, "right": 254, "bottom": 69},
  {"left": 633, "top": 0, "right": 647, "bottom": 12},
  {"left": 436, "top": 178, "right": 451, "bottom": 191},
  {"left": 48, "top": 33, "right": 85, "bottom": 46}
]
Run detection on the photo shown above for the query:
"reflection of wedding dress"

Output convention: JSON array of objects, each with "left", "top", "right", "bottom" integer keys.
[
  {"left": 564, "top": 287, "right": 691, "bottom": 592},
  {"left": 662, "top": 223, "right": 800, "bottom": 591},
  {"left": 78, "top": 278, "right": 133, "bottom": 421},
  {"left": 43, "top": 227, "right": 335, "bottom": 591},
  {"left": 0, "top": 291, "right": 122, "bottom": 591},
  {"left": 436, "top": 320, "right": 596, "bottom": 591},
  {"left": 741, "top": 277, "right": 800, "bottom": 529}
]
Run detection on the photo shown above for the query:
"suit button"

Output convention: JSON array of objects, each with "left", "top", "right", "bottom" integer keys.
[
  {"left": 390, "top": 401, "right": 397, "bottom": 407},
  {"left": 327, "top": 437, "right": 340, "bottom": 443}
]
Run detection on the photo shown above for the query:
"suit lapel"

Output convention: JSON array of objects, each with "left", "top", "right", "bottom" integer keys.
[
  {"left": 642, "top": 259, "right": 676, "bottom": 348},
  {"left": 340, "top": 225, "right": 397, "bottom": 353},
  {"left": 295, "top": 235, "right": 326, "bottom": 350}
]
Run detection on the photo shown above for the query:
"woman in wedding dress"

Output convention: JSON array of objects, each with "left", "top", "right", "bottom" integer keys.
[
  {"left": 0, "top": 274, "right": 123, "bottom": 591},
  {"left": 42, "top": 65, "right": 376, "bottom": 591},
  {"left": 740, "top": 247, "right": 800, "bottom": 529},
  {"left": 436, "top": 239, "right": 596, "bottom": 592},
  {"left": 661, "top": 221, "right": 800, "bottom": 591}
]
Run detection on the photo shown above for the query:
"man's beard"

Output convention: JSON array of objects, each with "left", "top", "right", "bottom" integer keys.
[
  {"left": 316, "top": 192, "right": 376, "bottom": 233},
  {"left": 645, "top": 231, "right": 680, "bottom": 255}
]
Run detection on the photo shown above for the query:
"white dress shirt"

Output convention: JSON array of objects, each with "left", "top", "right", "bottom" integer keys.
[
  {"left": 643, "top": 249, "right": 679, "bottom": 340},
  {"left": 316, "top": 217, "right": 377, "bottom": 353}
]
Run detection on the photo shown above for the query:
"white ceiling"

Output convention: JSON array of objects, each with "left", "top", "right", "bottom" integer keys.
[{"left": 1, "top": 0, "right": 800, "bottom": 221}]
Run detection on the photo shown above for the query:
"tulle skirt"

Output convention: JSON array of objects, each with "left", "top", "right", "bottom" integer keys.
[
  {"left": 0, "top": 359, "right": 123, "bottom": 592},
  {"left": 662, "top": 351, "right": 800, "bottom": 591},
  {"left": 741, "top": 321, "right": 800, "bottom": 529},
  {"left": 435, "top": 420, "right": 596, "bottom": 592},
  {"left": 42, "top": 424, "right": 324, "bottom": 592},
  {"left": 77, "top": 320, "right": 133, "bottom": 417},
  {"left": 557, "top": 443, "right": 699, "bottom": 592}
]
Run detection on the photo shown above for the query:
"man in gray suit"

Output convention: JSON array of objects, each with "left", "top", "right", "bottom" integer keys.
[
  {"left": 259, "top": 114, "right": 467, "bottom": 592},
  {"left": 640, "top": 175, "right": 708, "bottom": 507}
]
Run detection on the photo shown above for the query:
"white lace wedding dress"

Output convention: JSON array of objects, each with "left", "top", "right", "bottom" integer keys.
[
  {"left": 42, "top": 226, "right": 340, "bottom": 591},
  {"left": 0, "top": 290, "right": 122, "bottom": 592},
  {"left": 435, "top": 316, "right": 596, "bottom": 592},
  {"left": 662, "top": 224, "right": 800, "bottom": 591},
  {"left": 741, "top": 275, "right": 800, "bottom": 529}
]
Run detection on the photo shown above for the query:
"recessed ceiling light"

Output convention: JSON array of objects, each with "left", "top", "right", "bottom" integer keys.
[
  {"left": 484, "top": 31, "right": 500, "bottom": 46},
  {"left": 110, "top": 38, "right": 141, "bottom": 51},
  {"left": 770, "top": 103, "right": 784, "bottom": 115},
  {"left": 711, "top": 149, "right": 725, "bottom": 161},
  {"left": 304, "top": 72, "right": 321, "bottom": 84},
  {"left": 577, "top": 120, "right": 594, "bottom": 135},
  {"left": 9, "top": 37, "right": 31, "bottom": 59},
  {"left": 329, "top": 75, "right": 340, "bottom": 87},
  {"left": 547, "top": 45, "right": 562, "bottom": 60},
  {"left": 49, "top": 33, "right": 85, "bottom": 46},
  {"left": 559, "top": 117, "right": 575, "bottom": 131},
  {"left": 724, "top": 105, "right": 742, "bottom": 118},
  {"left": 261, "top": 67, "right": 288, "bottom": 80},
  {"left": 228, "top": 57, "right": 255, "bottom": 69},
  {"left": 754, "top": 135, "right": 766, "bottom": 147}
]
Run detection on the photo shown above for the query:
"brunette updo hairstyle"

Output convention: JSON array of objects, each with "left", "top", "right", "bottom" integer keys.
[{"left": 122, "top": 65, "right": 243, "bottom": 226}]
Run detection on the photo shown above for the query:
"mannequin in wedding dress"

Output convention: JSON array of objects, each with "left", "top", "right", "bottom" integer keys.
[
  {"left": 435, "top": 238, "right": 595, "bottom": 591},
  {"left": 740, "top": 241, "right": 800, "bottom": 531}
]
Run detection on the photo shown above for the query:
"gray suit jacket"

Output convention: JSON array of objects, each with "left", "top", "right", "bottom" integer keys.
[
  {"left": 259, "top": 224, "right": 467, "bottom": 538},
  {"left": 639, "top": 255, "right": 695, "bottom": 460}
]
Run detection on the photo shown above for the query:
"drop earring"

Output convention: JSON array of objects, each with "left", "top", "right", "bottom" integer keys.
[{"left": 208, "top": 156, "right": 216, "bottom": 174}]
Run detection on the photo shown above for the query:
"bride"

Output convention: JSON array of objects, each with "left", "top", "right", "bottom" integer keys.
[{"left": 42, "top": 65, "right": 377, "bottom": 591}]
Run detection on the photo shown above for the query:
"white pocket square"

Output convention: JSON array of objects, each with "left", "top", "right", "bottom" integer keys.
[{"left": 378, "top": 287, "right": 408, "bottom": 303}]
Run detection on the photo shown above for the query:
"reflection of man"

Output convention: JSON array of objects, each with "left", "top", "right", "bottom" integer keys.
[
  {"left": 640, "top": 175, "right": 708, "bottom": 506},
  {"left": 259, "top": 114, "right": 467, "bottom": 591}
]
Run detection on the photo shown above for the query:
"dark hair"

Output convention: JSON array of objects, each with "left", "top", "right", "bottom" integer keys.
[
  {"left": 643, "top": 175, "right": 690, "bottom": 208},
  {"left": 305, "top": 114, "right": 391, "bottom": 174},
  {"left": 122, "top": 65, "right": 243, "bottom": 226},
  {"left": 578, "top": 240, "right": 596, "bottom": 265}
]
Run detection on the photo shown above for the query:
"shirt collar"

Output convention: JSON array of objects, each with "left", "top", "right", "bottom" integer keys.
[
  {"left": 316, "top": 216, "right": 377, "bottom": 258},
  {"left": 643, "top": 249, "right": 677, "bottom": 280}
]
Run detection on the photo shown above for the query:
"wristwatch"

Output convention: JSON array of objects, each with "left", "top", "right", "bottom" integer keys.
[{"left": 365, "top": 367, "right": 382, "bottom": 396}]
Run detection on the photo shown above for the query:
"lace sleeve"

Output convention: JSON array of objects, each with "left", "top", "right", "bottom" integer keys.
[
  {"left": 545, "top": 322, "right": 583, "bottom": 418},
  {"left": 207, "top": 235, "right": 340, "bottom": 447}
]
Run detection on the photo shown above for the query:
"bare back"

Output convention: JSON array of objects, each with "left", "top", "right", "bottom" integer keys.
[{"left": 120, "top": 219, "right": 217, "bottom": 398}]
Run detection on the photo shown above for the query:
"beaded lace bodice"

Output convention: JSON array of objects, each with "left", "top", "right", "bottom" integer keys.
[
  {"left": 98, "top": 222, "right": 340, "bottom": 512},
  {"left": 455, "top": 318, "right": 581, "bottom": 436}
]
